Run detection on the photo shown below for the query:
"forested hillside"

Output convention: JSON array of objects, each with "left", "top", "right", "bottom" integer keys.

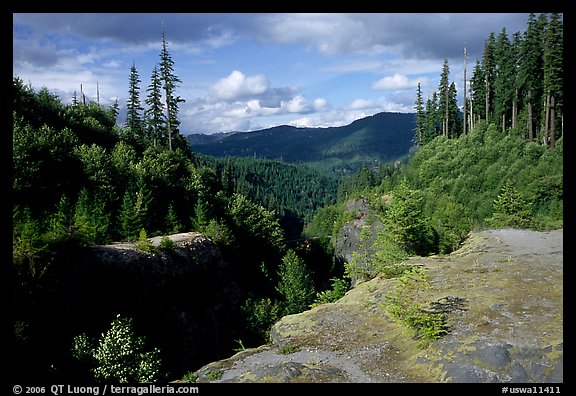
[{"left": 187, "top": 111, "right": 416, "bottom": 175}]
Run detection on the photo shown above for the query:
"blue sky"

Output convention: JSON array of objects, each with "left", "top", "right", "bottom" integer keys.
[{"left": 13, "top": 13, "right": 533, "bottom": 135}]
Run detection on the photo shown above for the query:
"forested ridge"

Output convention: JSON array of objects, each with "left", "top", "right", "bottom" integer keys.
[
  {"left": 187, "top": 111, "right": 416, "bottom": 176},
  {"left": 10, "top": 13, "right": 562, "bottom": 383}
]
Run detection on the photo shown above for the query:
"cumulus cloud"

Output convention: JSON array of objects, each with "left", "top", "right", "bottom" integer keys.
[
  {"left": 210, "top": 70, "right": 269, "bottom": 101},
  {"left": 313, "top": 98, "right": 328, "bottom": 110},
  {"left": 182, "top": 72, "right": 328, "bottom": 133},
  {"left": 349, "top": 98, "right": 376, "bottom": 110},
  {"left": 372, "top": 74, "right": 423, "bottom": 91},
  {"left": 282, "top": 95, "right": 309, "bottom": 113}
]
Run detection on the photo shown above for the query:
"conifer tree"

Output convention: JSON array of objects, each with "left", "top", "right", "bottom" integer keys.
[
  {"left": 118, "top": 190, "right": 143, "bottom": 241},
  {"left": 46, "top": 194, "right": 73, "bottom": 242},
  {"left": 481, "top": 32, "right": 497, "bottom": 124},
  {"left": 145, "top": 64, "right": 165, "bottom": 149},
  {"left": 470, "top": 59, "right": 486, "bottom": 124},
  {"left": 422, "top": 93, "right": 439, "bottom": 145},
  {"left": 542, "top": 13, "right": 563, "bottom": 146},
  {"left": 517, "top": 13, "right": 546, "bottom": 141},
  {"left": 510, "top": 31, "right": 523, "bottom": 131},
  {"left": 414, "top": 82, "right": 425, "bottom": 145},
  {"left": 447, "top": 82, "right": 461, "bottom": 138},
  {"left": 165, "top": 202, "right": 182, "bottom": 234},
  {"left": 494, "top": 28, "right": 515, "bottom": 132},
  {"left": 384, "top": 178, "right": 435, "bottom": 256},
  {"left": 437, "top": 59, "right": 451, "bottom": 138},
  {"left": 276, "top": 249, "right": 316, "bottom": 315},
  {"left": 159, "top": 24, "right": 185, "bottom": 151},
  {"left": 126, "top": 62, "right": 145, "bottom": 145},
  {"left": 73, "top": 188, "right": 110, "bottom": 244}
]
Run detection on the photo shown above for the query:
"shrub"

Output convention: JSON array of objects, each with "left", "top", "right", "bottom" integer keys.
[
  {"left": 158, "top": 235, "right": 177, "bottom": 250},
  {"left": 72, "top": 314, "right": 162, "bottom": 382},
  {"left": 485, "top": 181, "right": 533, "bottom": 228},
  {"left": 383, "top": 267, "right": 449, "bottom": 348},
  {"left": 310, "top": 277, "right": 349, "bottom": 308},
  {"left": 134, "top": 229, "right": 155, "bottom": 253},
  {"left": 241, "top": 296, "right": 282, "bottom": 342},
  {"left": 276, "top": 250, "right": 316, "bottom": 315}
]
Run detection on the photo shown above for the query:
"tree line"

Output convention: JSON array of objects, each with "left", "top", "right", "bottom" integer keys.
[{"left": 415, "top": 13, "right": 562, "bottom": 147}]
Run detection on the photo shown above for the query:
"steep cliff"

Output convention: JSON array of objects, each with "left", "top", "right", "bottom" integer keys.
[{"left": 193, "top": 228, "right": 563, "bottom": 383}]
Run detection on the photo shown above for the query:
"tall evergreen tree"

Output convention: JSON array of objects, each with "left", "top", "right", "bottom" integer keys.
[
  {"left": 118, "top": 190, "right": 144, "bottom": 241},
  {"left": 145, "top": 64, "right": 165, "bottom": 149},
  {"left": 510, "top": 31, "right": 523, "bottom": 131},
  {"left": 470, "top": 59, "right": 486, "bottom": 124},
  {"left": 517, "top": 13, "right": 546, "bottom": 141},
  {"left": 437, "top": 59, "right": 451, "bottom": 138},
  {"left": 481, "top": 32, "right": 497, "bottom": 124},
  {"left": 414, "top": 82, "right": 425, "bottom": 145},
  {"left": 423, "top": 93, "right": 439, "bottom": 145},
  {"left": 125, "top": 62, "right": 145, "bottom": 145},
  {"left": 494, "top": 28, "right": 515, "bottom": 132},
  {"left": 159, "top": 25, "right": 185, "bottom": 151},
  {"left": 542, "top": 13, "right": 563, "bottom": 147},
  {"left": 447, "top": 82, "right": 461, "bottom": 138}
]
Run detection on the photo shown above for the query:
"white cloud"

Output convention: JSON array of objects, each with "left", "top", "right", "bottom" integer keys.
[
  {"left": 372, "top": 73, "right": 422, "bottom": 91},
  {"left": 313, "top": 98, "right": 328, "bottom": 110},
  {"left": 349, "top": 98, "right": 376, "bottom": 110},
  {"left": 282, "top": 95, "right": 309, "bottom": 113},
  {"left": 210, "top": 70, "right": 269, "bottom": 101}
]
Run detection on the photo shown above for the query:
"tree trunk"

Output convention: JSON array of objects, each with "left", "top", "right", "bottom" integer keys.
[
  {"left": 470, "top": 98, "right": 474, "bottom": 131},
  {"left": 445, "top": 86, "right": 449, "bottom": 138},
  {"left": 527, "top": 88, "right": 534, "bottom": 140},
  {"left": 463, "top": 42, "right": 467, "bottom": 136},
  {"left": 512, "top": 99, "right": 517, "bottom": 129},
  {"left": 550, "top": 95, "right": 556, "bottom": 148},
  {"left": 544, "top": 94, "right": 550, "bottom": 144},
  {"left": 165, "top": 94, "right": 173, "bottom": 151},
  {"left": 485, "top": 76, "right": 490, "bottom": 123}
]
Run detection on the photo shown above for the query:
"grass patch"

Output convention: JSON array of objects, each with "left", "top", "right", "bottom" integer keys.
[
  {"left": 279, "top": 343, "right": 301, "bottom": 355},
  {"left": 205, "top": 368, "right": 222, "bottom": 381}
]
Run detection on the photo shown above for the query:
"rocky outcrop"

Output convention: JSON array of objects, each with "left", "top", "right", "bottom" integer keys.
[
  {"left": 333, "top": 197, "right": 383, "bottom": 285},
  {"left": 193, "top": 228, "right": 563, "bottom": 383}
]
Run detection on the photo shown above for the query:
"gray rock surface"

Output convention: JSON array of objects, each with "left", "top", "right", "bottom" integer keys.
[{"left": 193, "top": 228, "right": 563, "bottom": 383}]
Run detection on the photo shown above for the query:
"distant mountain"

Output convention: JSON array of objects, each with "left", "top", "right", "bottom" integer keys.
[{"left": 187, "top": 112, "right": 416, "bottom": 175}]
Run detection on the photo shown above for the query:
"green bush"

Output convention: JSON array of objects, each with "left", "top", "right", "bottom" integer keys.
[
  {"left": 134, "top": 229, "right": 155, "bottom": 253},
  {"left": 383, "top": 179, "right": 436, "bottom": 256},
  {"left": 485, "top": 181, "right": 533, "bottom": 228},
  {"left": 383, "top": 267, "right": 449, "bottom": 348},
  {"left": 72, "top": 314, "right": 162, "bottom": 382},
  {"left": 276, "top": 250, "right": 316, "bottom": 315},
  {"left": 159, "top": 235, "right": 176, "bottom": 250},
  {"left": 241, "top": 296, "right": 282, "bottom": 342},
  {"left": 310, "top": 277, "right": 349, "bottom": 308}
]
